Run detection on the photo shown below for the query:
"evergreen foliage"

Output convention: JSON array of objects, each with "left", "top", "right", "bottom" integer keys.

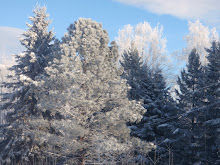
[
  {"left": 35, "top": 18, "right": 155, "bottom": 164},
  {"left": 0, "top": 5, "right": 55, "bottom": 164},
  {"left": 176, "top": 46, "right": 220, "bottom": 164},
  {"left": 0, "top": 4, "right": 219, "bottom": 165},
  {"left": 175, "top": 48, "right": 206, "bottom": 164},
  {"left": 203, "top": 41, "right": 220, "bottom": 164},
  {"left": 120, "top": 48, "right": 151, "bottom": 101},
  {"left": 176, "top": 48, "right": 204, "bottom": 109},
  {"left": 120, "top": 48, "right": 178, "bottom": 164}
]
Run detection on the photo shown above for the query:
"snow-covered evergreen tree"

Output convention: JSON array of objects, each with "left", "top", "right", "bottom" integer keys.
[
  {"left": 0, "top": 5, "right": 56, "bottom": 164},
  {"left": 120, "top": 48, "right": 152, "bottom": 101},
  {"left": 175, "top": 48, "right": 215, "bottom": 164},
  {"left": 175, "top": 48, "right": 204, "bottom": 163},
  {"left": 135, "top": 68, "right": 178, "bottom": 164},
  {"left": 176, "top": 48, "right": 204, "bottom": 109},
  {"left": 205, "top": 42, "right": 220, "bottom": 119},
  {"left": 120, "top": 48, "right": 178, "bottom": 164},
  {"left": 37, "top": 18, "right": 155, "bottom": 164},
  {"left": 203, "top": 41, "right": 220, "bottom": 164}
]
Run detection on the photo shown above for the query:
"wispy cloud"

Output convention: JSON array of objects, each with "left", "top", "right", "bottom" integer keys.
[{"left": 114, "top": 0, "right": 220, "bottom": 25}]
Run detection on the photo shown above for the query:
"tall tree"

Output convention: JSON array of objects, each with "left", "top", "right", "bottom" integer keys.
[
  {"left": 120, "top": 48, "right": 152, "bottom": 101},
  {"left": 0, "top": 5, "right": 55, "bottom": 164},
  {"left": 205, "top": 42, "right": 220, "bottom": 119},
  {"left": 120, "top": 48, "right": 178, "bottom": 164},
  {"left": 37, "top": 18, "right": 155, "bottom": 164},
  {"left": 175, "top": 48, "right": 209, "bottom": 164},
  {"left": 203, "top": 41, "right": 220, "bottom": 163},
  {"left": 176, "top": 48, "right": 204, "bottom": 109}
]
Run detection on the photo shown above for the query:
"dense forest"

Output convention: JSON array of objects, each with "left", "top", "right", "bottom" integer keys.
[{"left": 0, "top": 5, "right": 219, "bottom": 165}]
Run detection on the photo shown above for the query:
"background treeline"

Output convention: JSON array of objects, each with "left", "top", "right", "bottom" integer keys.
[{"left": 0, "top": 5, "right": 219, "bottom": 165}]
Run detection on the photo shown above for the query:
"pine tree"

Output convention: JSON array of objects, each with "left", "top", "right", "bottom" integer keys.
[
  {"left": 176, "top": 48, "right": 204, "bottom": 110},
  {"left": 205, "top": 42, "right": 220, "bottom": 119},
  {"left": 203, "top": 41, "right": 220, "bottom": 164},
  {"left": 120, "top": 48, "right": 178, "bottom": 164},
  {"left": 0, "top": 5, "right": 55, "bottom": 164},
  {"left": 175, "top": 48, "right": 207, "bottom": 164},
  {"left": 120, "top": 48, "right": 152, "bottom": 101},
  {"left": 37, "top": 18, "right": 155, "bottom": 164}
]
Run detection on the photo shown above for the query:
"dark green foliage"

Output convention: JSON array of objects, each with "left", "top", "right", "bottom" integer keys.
[
  {"left": 175, "top": 49, "right": 207, "bottom": 164},
  {"left": 205, "top": 42, "right": 220, "bottom": 119},
  {"left": 176, "top": 48, "right": 204, "bottom": 109},
  {"left": 120, "top": 48, "right": 179, "bottom": 164},
  {"left": 176, "top": 46, "right": 220, "bottom": 164},
  {"left": 120, "top": 49, "right": 152, "bottom": 101},
  {"left": 203, "top": 42, "right": 220, "bottom": 164}
]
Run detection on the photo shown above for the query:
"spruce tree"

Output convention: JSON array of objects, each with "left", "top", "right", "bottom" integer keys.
[
  {"left": 176, "top": 48, "right": 204, "bottom": 110},
  {"left": 205, "top": 42, "right": 220, "bottom": 119},
  {"left": 120, "top": 48, "right": 152, "bottom": 101},
  {"left": 203, "top": 41, "right": 220, "bottom": 164},
  {"left": 176, "top": 43, "right": 220, "bottom": 164},
  {"left": 0, "top": 5, "right": 55, "bottom": 164},
  {"left": 175, "top": 48, "right": 207, "bottom": 164},
  {"left": 120, "top": 48, "right": 178, "bottom": 164}
]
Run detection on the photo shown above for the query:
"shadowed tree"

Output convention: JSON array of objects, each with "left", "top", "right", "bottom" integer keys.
[
  {"left": 203, "top": 41, "right": 220, "bottom": 164},
  {"left": 120, "top": 48, "right": 179, "bottom": 164}
]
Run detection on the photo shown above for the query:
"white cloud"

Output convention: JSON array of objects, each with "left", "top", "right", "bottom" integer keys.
[
  {"left": 0, "top": 27, "right": 24, "bottom": 64},
  {"left": 114, "top": 0, "right": 220, "bottom": 25}
]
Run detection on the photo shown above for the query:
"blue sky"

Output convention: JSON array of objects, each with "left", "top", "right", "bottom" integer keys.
[{"left": 0, "top": 0, "right": 219, "bottom": 54}]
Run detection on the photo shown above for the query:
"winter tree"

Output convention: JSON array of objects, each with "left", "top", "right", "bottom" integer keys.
[
  {"left": 170, "top": 21, "right": 219, "bottom": 98},
  {"left": 175, "top": 45, "right": 220, "bottom": 164},
  {"left": 120, "top": 47, "right": 152, "bottom": 101},
  {"left": 181, "top": 20, "right": 219, "bottom": 65},
  {"left": 36, "top": 18, "right": 155, "bottom": 164},
  {"left": 116, "top": 22, "right": 168, "bottom": 70},
  {"left": 0, "top": 5, "right": 56, "bottom": 164},
  {"left": 175, "top": 48, "right": 207, "bottom": 164},
  {"left": 120, "top": 48, "right": 179, "bottom": 164},
  {"left": 203, "top": 41, "right": 220, "bottom": 164},
  {"left": 176, "top": 48, "right": 204, "bottom": 109}
]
